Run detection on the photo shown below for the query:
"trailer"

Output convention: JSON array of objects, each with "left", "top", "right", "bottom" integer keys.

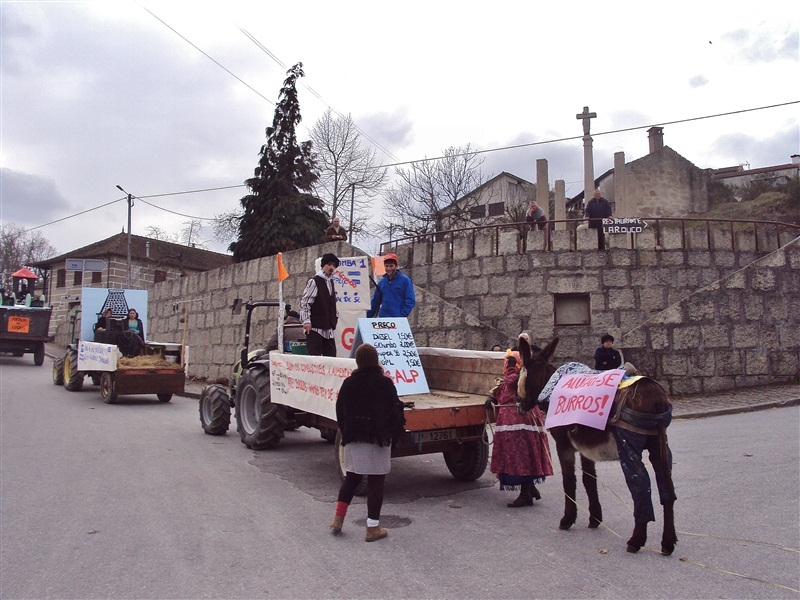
[
  {"left": 0, "top": 305, "right": 52, "bottom": 366},
  {"left": 199, "top": 300, "right": 499, "bottom": 489}
]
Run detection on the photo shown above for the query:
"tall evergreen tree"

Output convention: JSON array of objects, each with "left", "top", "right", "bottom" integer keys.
[{"left": 230, "top": 63, "right": 328, "bottom": 261}]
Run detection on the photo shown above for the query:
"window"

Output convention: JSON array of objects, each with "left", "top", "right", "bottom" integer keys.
[
  {"left": 488, "top": 202, "right": 505, "bottom": 217},
  {"left": 469, "top": 205, "right": 486, "bottom": 219},
  {"left": 554, "top": 294, "right": 591, "bottom": 326},
  {"left": 91, "top": 272, "right": 102, "bottom": 284},
  {"left": 154, "top": 270, "right": 167, "bottom": 283},
  {"left": 73, "top": 271, "right": 82, "bottom": 285},
  {"left": 56, "top": 269, "right": 66, "bottom": 288}
]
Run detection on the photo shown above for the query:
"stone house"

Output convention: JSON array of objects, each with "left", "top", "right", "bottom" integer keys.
[
  {"left": 441, "top": 171, "right": 536, "bottom": 230},
  {"left": 32, "top": 233, "right": 231, "bottom": 338},
  {"left": 712, "top": 155, "right": 800, "bottom": 198}
]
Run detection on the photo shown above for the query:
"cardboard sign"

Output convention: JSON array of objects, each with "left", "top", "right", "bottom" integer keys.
[
  {"left": 77, "top": 340, "right": 121, "bottom": 372},
  {"left": 8, "top": 316, "right": 30, "bottom": 334},
  {"left": 269, "top": 352, "right": 355, "bottom": 421},
  {"left": 351, "top": 318, "right": 429, "bottom": 396},
  {"left": 545, "top": 369, "right": 624, "bottom": 430}
]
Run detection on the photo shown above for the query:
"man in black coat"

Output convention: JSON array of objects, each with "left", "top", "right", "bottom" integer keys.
[{"left": 585, "top": 189, "right": 613, "bottom": 250}]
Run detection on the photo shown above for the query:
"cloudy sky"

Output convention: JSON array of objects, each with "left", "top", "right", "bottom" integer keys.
[{"left": 2, "top": 0, "right": 798, "bottom": 257}]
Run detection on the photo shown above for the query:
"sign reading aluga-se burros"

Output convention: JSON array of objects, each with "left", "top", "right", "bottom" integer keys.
[
  {"left": 603, "top": 217, "right": 648, "bottom": 234},
  {"left": 545, "top": 369, "right": 625, "bottom": 430}
]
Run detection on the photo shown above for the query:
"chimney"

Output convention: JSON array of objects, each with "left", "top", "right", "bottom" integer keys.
[
  {"left": 791, "top": 154, "right": 800, "bottom": 165},
  {"left": 648, "top": 127, "right": 664, "bottom": 153}
]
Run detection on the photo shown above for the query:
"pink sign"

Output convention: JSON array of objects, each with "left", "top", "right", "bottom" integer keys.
[{"left": 545, "top": 369, "right": 624, "bottom": 430}]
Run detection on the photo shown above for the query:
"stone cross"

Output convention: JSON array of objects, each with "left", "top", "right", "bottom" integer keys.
[{"left": 576, "top": 106, "right": 597, "bottom": 205}]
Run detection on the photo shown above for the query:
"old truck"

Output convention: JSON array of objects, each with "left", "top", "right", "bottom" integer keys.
[
  {"left": 0, "top": 305, "right": 52, "bottom": 366},
  {"left": 199, "top": 300, "right": 500, "bottom": 489}
]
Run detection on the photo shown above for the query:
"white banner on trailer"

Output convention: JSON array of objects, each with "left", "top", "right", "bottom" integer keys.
[{"left": 77, "top": 340, "right": 121, "bottom": 372}]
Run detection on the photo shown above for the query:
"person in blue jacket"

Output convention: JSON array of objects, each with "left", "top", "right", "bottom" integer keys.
[{"left": 367, "top": 254, "right": 416, "bottom": 318}]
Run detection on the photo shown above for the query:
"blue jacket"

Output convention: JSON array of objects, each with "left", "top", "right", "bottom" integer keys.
[{"left": 367, "top": 270, "right": 416, "bottom": 318}]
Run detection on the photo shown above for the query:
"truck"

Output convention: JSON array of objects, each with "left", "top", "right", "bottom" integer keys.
[
  {"left": 199, "top": 299, "right": 499, "bottom": 490},
  {"left": 0, "top": 305, "right": 52, "bottom": 366}
]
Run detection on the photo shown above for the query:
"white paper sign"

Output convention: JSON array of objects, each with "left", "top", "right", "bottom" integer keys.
[
  {"left": 351, "top": 318, "right": 429, "bottom": 396},
  {"left": 269, "top": 352, "right": 355, "bottom": 421},
  {"left": 313, "top": 256, "right": 370, "bottom": 358},
  {"left": 545, "top": 369, "right": 624, "bottom": 430},
  {"left": 77, "top": 340, "right": 121, "bottom": 372}
]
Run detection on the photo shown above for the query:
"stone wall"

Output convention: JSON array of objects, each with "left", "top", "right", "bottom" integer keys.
[{"left": 626, "top": 147, "right": 710, "bottom": 217}]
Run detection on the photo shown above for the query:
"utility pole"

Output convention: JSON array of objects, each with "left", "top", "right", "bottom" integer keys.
[
  {"left": 116, "top": 185, "right": 133, "bottom": 288},
  {"left": 348, "top": 184, "right": 355, "bottom": 240}
]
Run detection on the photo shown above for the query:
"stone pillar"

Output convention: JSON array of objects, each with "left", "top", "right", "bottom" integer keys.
[
  {"left": 576, "top": 106, "right": 597, "bottom": 206},
  {"left": 554, "top": 180, "right": 566, "bottom": 230},
  {"left": 613, "top": 151, "right": 629, "bottom": 217},
  {"left": 536, "top": 159, "right": 549, "bottom": 217}
]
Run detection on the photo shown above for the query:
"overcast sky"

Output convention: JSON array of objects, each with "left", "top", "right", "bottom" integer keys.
[{"left": 1, "top": 0, "right": 798, "bottom": 257}]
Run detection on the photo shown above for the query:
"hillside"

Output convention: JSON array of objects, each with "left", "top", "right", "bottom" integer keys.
[{"left": 701, "top": 180, "right": 800, "bottom": 227}]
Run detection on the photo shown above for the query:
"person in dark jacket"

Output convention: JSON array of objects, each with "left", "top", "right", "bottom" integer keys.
[
  {"left": 594, "top": 334, "right": 622, "bottom": 371},
  {"left": 330, "top": 343, "right": 405, "bottom": 542},
  {"left": 584, "top": 189, "right": 613, "bottom": 250}
]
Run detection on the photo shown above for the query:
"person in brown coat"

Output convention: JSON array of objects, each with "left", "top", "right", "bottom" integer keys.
[{"left": 323, "top": 217, "right": 347, "bottom": 242}]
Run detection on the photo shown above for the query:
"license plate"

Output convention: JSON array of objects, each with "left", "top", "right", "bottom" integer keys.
[
  {"left": 8, "top": 316, "right": 30, "bottom": 334},
  {"left": 413, "top": 429, "right": 456, "bottom": 444}
]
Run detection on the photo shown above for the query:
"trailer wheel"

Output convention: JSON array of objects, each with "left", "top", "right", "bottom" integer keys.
[
  {"left": 63, "top": 348, "right": 84, "bottom": 391},
  {"left": 52, "top": 357, "right": 64, "bottom": 385},
  {"left": 443, "top": 440, "right": 489, "bottom": 481},
  {"left": 157, "top": 393, "right": 172, "bottom": 403},
  {"left": 100, "top": 372, "right": 117, "bottom": 404},
  {"left": 33, "top": 343, "right": 45, "bottom": 366},
  {"left": 200, "top": 384, "right": 231, "bottom": 435},
  {"left": 235, "top": 362, "right": 286, "bottom": 450},
  {"left": 334, "top": 430, "right": 368, "bottom": 496}
]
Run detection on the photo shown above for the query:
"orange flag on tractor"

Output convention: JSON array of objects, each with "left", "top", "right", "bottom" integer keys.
[{"left": 277, "top": 253, "right": 289, "bottom": 282}]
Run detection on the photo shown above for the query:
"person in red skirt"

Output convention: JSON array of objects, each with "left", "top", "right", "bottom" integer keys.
[{"left": 487, "top": 350, "right": 554, "bottom": 507}]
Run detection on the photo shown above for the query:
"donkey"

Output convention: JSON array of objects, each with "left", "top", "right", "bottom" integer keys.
[{"left": 517, "top": 336, "right": 677, "bottom": 555}]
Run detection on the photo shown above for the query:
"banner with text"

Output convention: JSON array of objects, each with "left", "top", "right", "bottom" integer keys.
[
  {"left": 269, "top": 352, "right": 355, "bottom": 421},
  {"left": 545, "top": 369, "right": 624, "bottom": 430},
  {"left": 351, "top": 318, "right": 429, "bottom": 396},
  {"left": 77, "top": 340, "right": 121, "bottom": 372}
]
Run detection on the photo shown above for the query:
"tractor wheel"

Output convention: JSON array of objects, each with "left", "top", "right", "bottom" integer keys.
[
  {"left": 100, "top": 372, "right": 117, "bottom": 404},
  {"left": 52, "top": 357, "right": 64, "bottom": 385},
  {"left": 63, "top": 348, "right": 84, "bottom": 392},
  {"left": 33, "top": 343, "right": 45, "bottom": 366},
  {"left": 235, "top": 362, "right": 286, "bottom": 450},
  {"left": 200, "top": 384, "right": 231, "bottom": 435},
  {"left": 334, "top": 430, "right": 367, "bottom": 496},
  {"left": 157, "top": 393, "right": 172, "bottom": 403},
  {"left": 443, "top": 440, "right": 489, "bottom": 481}
]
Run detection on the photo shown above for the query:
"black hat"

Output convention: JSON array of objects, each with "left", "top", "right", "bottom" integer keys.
[
  {"left": 601, "top": 334, "right": 614, "bottom": 344},
  {"left": 321, "top": 253, "right": 340, "bottom": 268}
]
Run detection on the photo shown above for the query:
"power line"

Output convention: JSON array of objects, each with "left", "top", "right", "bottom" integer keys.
[{"left": 24, "top": 198, "right": 126, "bottom": 232}]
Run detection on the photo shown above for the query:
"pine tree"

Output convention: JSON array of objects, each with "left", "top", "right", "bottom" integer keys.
[{"left": 230, "top": 63, "right": 328, "bottom": 261}]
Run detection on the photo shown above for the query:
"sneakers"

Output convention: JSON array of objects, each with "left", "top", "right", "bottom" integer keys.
[{"left": 365, "top": 526, "right": 388, "bottom": 542}]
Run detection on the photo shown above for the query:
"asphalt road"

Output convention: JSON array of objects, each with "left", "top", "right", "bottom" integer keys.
[{"left": 1, "top": 355, "right": 798, "bottom": 599}]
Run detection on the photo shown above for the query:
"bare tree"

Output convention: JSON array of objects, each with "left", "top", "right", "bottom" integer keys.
[
  {"left": 310, "top": 109, "right": 387, "bottom": 241},
  {"left": 0, "top": 222, "right": 56, "bottom": 286},
  {"left": 382, "top": 145, "right": 487, "bottom": 239},
  {"left": 145, "top": 220, "right": 209, "bottom": 249}
]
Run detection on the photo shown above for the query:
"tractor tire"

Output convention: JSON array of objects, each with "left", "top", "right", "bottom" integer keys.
[
  {"left": 33, "top": 343, "right": 45, "bottom": 366},
  {"left": 200, "top": 384, "right": 231, "bottom": 435},
  {"left": 334, "top": 430, "right": 368, "bottom": 496},
  {"left": 157, "top": 393, "right": 172, "bottom": 403},
  {"left": 52, "top": 357, "right": 64, "bottom": 385},
  {"left": 443, "top": 440, "right": 489, "bottom": 481},
  {"left": 100, "top": 372, "right": 117, "bottom": 404},
  {"left": 235, "top": 362, "right": 286, "bottom": 450},
  {"left": 63, "top": 348, "right": 84, "bottom": 392}
]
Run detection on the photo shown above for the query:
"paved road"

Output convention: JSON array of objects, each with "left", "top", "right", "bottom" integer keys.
[{"left": 1, "top": 354, "right": 799, "bottom": 599}]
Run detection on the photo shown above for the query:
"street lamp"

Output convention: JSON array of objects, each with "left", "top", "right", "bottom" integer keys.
[{"left": 116, "top": 185, "right": 133, "bottom": 288}]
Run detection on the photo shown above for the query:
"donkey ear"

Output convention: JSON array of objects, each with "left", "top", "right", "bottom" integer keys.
[
  {"left": 517, "top": 333, "right": 532, "bottom": 364},
  {"left": 539, "top": 337, "right": 559, "bottom": 362}
]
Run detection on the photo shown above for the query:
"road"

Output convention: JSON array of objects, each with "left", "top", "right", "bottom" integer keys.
[{"left": 1, "top": 355, "right": 798, "bottom": 599}]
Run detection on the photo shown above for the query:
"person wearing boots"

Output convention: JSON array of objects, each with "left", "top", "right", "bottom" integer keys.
[
  {"left": 300, "top": 253, "right": 340, "bottom": 357},
  {"left": 330, "top": 343, "right": 406, "bottom": 541},
  {"left": 486, "top": 350, "right": 553, "bottom": 507}
]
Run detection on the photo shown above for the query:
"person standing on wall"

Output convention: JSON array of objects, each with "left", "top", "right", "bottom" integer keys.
[
  {"left": 367, "top": 254, "right": 416, "bottom": 319},
  {"left": 594, "top": 333, "right": 622, "bottom": 371},
  {"left": 324, "top": 217, "right": 347, "bottom": 242},
  {"left": 300, "top": 253, "right": 340, "bottom": 357},
  {"left": 585, "top": 188, "right": 612, "bottom": 250},
  {"left": 330, "top": 343, "right": 406, "bottom": 542}
]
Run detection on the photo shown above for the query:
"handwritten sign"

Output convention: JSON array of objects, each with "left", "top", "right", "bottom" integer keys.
[
  {"left": 603, "top": 217, "right": 648, "bottom": 234},
  {"left": 314, "top": 256, "right": 371, "bottom": 358},
  {"left": 269, "top": 352, "right": 355, "bottom": 421},
  {"left": 351, "top": 318, "right": 429, "bottom": 396},
  {"left": 8, "top": 316, "right": 30, "bottom": 334},
  {"left": 77, "top": 340, "right": 121, "bottom": 372},
  {"left": 545, "top": 369, "right": 624, "bottom": 430}
]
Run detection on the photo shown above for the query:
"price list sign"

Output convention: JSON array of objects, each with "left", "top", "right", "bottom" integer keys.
[{"left": 352, "top": 318, "right": 429, "bottom": 396}]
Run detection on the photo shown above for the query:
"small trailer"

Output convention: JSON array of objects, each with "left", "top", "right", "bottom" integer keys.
[
  {"left": 199, "top": 300, "right": 500, "bottom": 488},
  {"left": 0, "top": 305, "right": 52, "bottom": 366}
]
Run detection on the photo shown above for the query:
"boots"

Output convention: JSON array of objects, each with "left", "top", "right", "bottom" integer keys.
[
  {"left": 330, "top": 515, "right": 344, "bottom": 535},
  {"left": 365, "top": 526, "right": 388, "bottom": 542},
  {"left": 507, "top": 483, "right": 539, "bottom": 507}
]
